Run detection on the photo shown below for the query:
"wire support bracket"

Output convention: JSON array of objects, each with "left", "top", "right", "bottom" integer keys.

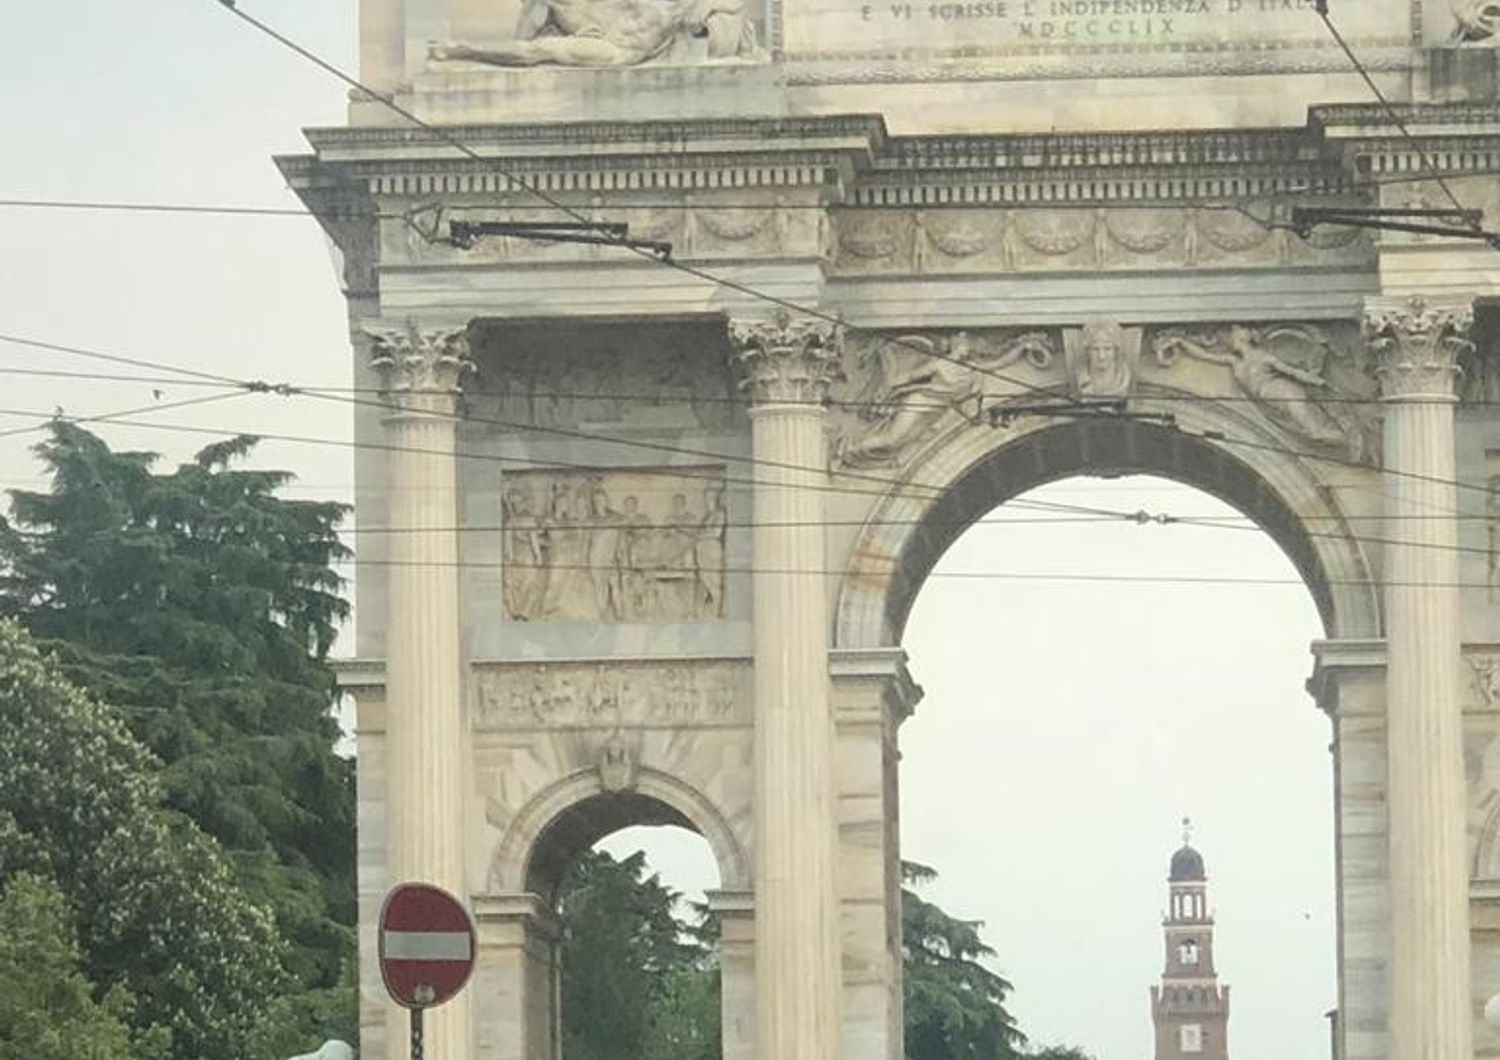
[
  {"left": 1291, "top": 206, "right": 1500, "bottom": 248},
  {"left": 447, "top": 220, "right": 674, "bottom": 260},
  {"left": 985, "top": 399, "right": 1178, "bottom": 430}
]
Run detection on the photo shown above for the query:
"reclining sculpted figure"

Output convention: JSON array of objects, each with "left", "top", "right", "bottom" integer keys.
[{"left": 429, "top": 0, "right": 764, "bottom": 67}]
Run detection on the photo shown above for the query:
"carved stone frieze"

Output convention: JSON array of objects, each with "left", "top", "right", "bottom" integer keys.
[
  {"left": 1104, "top": 209, "right": 1188, "bottom": 255},
  {"left": 833, "top": 329, "right": 1055, "bottom": 468},
  {"left": 1471, "top": 653, "right": 1500, "bottom": 711},
  {"left": 1151, "top": 324, "right": 1378, "bottom": 463},
  {"left": 469, "top": 322, "right": 738, "bottom": 432},
  {"left": 831, "top": 205, "right": 1371, "bottom": 275},
  {"left": 428, "top": 0, "right": 764, "bottom": 67},
  {"left": 1488, "top": 476, "right": 1500, "bottom": 604},
  {"left": 1452, "top": 0, "right": 1500, "bottom": 42},
  {"left": 365, "top": 322, "right": 474, "bottom": 402},
  {"left": 1365, "top": 296, "right": 1474, "bottom": 402},
  {"left": 1064, "top": 319, "right": 1142, "bottom": 400},
  {"left": 501, "top": 467, "right": 728, "bottom": 624},
  {"left": 729, "top": 312, "right": 843, "bottom": 406},
  {"left": 472, "top": 659, "right": 751, "bottom": 727}
]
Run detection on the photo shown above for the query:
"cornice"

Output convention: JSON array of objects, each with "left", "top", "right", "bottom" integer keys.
[{"left": 301, "top": 114, "right": 889, "bottom": 157}]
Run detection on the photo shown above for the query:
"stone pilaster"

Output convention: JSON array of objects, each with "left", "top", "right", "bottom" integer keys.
[
  {"left": 367, "top": 320, "right": 475, "bottom": 1060},
  {"left": 1364, "top": 296, "right": 1475, "bottom": 1060},
  {"left": 729, "top": 312, "right": 843, "bottom": 1060}
]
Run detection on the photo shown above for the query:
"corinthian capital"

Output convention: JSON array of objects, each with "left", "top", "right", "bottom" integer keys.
[
  {"left": 1364, "top": 296, "right": 1473, "bottom": 402},
  {"left": 728, "top": 312, "right": 842, "bottom": 406},
  {"left": 365, "top": 321, "right": 475, "bottom": 396}
]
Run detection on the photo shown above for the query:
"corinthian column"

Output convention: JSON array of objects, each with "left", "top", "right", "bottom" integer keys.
[
  {"left": 1365, "top": 296, "right": 1474, "bottom": 1060},
  {"left": 368, "top": 321, "right": 474, "bottom": 1060},
  {"left": 729, "top": 312, "right": 843, "bottom": 1060}
]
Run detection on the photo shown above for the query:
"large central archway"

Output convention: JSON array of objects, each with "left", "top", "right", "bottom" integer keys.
[{"left": 828, "top": 405, "right": 1389, "bottom": 1060}]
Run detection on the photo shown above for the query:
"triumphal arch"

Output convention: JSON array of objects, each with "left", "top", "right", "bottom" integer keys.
[{"left": 282, "top": 0, "right": 1500, "bottom": 1056}]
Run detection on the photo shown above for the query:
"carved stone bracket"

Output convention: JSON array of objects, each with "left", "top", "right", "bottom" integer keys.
[
  {"left": 728, "top": 311, "right": 843, "bottom": 406},
  {"left": 365, "top": 322, "right": 475, "bottom": 412},
  {"left": 1365, "top": 296, "right": 1474, "bottom": 403}
]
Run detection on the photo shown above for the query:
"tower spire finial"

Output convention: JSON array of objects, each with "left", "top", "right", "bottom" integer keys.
[{"left": 1182, "top": 815, "right": 1193, "bottom": 846}]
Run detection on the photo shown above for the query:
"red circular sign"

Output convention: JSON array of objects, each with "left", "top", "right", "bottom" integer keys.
[{"left": 378, "top": 882, "right": 476, "bottom": 1009}]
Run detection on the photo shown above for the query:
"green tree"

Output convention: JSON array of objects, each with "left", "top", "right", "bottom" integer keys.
[
  {"left": 1027, "top": 1047, "right": 1096, "bottom": 1060},
  {"left": 0, "top": 873, "right": 164, "bottom": 1060},
  {"left": 557, "top": 850, "right": 718, "bottom": 1060},
  {"left": 902, "top": 861, "right": 1026, "bottom": 1060},
  {"left": 0, "top": 423, "right": 355, "bottom": 1045},
  {"left": 0, "top": 618, "right": 284, "bottom": 1058}
]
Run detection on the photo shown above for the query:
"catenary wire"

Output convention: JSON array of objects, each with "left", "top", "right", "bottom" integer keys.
[
  {"left": 202, "top": 2, "right": 1500, "bottom": 504},
  {"left": 5, "top": 169, "right": 1500, "bottom": 218},
  {"left": 10, "top": 358, "right": 1500, "bottom": 411},
  {"left": 209, "top": 1, "right": 1099, "bottom": 412},
  {"left": 5, "top": 326, "right": 1497, "bottom": 507},
  {"left": 1314, "top": 3, "right": 1487, "bottom": 235},
  {"left": 0, "top": 398, "right": 1494, "bottom": 568},
  {"left": 321, "top": 556, "right": 1494, "bottom": 591}
]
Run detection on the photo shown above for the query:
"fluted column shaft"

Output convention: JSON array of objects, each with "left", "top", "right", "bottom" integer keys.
[
  {"left": 370, "top": 322, "right": 474, "bottom": 1060},
  {"left": 1366, "top": 297, "right": 1474, "bottom": 1060},
  {"left": 731, "top": 315, "right": 843, "bottom": 1060}
]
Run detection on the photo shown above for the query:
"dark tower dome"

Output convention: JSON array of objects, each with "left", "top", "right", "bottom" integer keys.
[{"left": 1170, "top": 844, "right": 1206, "bottom": 882}]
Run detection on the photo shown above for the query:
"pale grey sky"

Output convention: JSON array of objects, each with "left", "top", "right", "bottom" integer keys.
[{"left": 4, "top": 6, "right": 1333, "bottom": 1059}]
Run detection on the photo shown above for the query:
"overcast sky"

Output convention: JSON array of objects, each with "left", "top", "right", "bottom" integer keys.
[{"left": 4, "top": 5, "right": 1334, "bottom": 1058}]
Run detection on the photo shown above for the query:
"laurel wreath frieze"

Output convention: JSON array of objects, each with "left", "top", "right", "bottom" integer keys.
[
  {"left": 1012, "top": 210, "right": 1096, "bottom": 256},
  {"left": 1104, "top": 210, "right": 1188, "bottom": 254}
]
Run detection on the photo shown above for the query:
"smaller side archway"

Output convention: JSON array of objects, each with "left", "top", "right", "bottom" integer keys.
[{"left": 478, "top": 768, "right": 753, "bottom": 1060}]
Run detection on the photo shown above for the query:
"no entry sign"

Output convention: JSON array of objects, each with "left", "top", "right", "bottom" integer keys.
[{"left": 379, "top": 882, "right": 476, "bottom": 1010}]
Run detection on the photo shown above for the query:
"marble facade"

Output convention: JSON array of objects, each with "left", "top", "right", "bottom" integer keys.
[{"left": 285, "top": 2, "right": 1500, "bottom": 1057}]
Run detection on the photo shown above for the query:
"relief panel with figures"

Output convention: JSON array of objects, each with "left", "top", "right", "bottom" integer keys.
[
  {"left": 500, "top": 467, "right": 729, "bottom": 624},
  {"left": 472, "top": 659, "right": 752, "bottom": 727}
]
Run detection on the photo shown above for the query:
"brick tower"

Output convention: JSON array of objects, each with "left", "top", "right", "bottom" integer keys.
[{"left": 1151, "top": 820, "right": 1230, "bottom": 1060}]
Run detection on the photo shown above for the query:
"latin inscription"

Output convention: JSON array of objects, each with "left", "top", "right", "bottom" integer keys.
[{"left": 788, "top": 0, "right": 1407, "bottom": 59}]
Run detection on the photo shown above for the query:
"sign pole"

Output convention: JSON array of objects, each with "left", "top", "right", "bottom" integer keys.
[{"left": 410, "top": 1006, "right": 424, "bottom": 1060}]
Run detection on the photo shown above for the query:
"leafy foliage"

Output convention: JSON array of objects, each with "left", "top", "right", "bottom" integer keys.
[
  {"left": 558, "top": 850, "right": 720, "bottom": 1060},
  {"left": 0, "top": 619, "right": 284, "bottom": 1058},
  {"left": 0, "top": 873, "right": 165, "bottom": 1060},
  {"left": 1027, "top": 1047, "right": 1097, "bottom": 1060},
  {"left": 0, "top": 423, "right": 356, "bottom": 1048},
  {"left": 902, "top": 861, "right": 1026, "bottom": 1060}
]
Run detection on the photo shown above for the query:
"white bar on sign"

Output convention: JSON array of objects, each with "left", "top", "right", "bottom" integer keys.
[{"left": 383, "top": 930, "right": 472, "bottom": 961}]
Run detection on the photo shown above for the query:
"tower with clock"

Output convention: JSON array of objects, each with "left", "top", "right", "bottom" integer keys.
[{"left": 1151, "top": 820, "right": 1231, "bottom": 1060}]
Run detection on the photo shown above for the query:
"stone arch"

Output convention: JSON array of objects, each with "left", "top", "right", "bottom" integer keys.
[
  {"left": 834, "top": 400, "right": 1381, "bottom": 649},
  {"left": 490, "top": 766, "right": 751, "bottom": 902}
]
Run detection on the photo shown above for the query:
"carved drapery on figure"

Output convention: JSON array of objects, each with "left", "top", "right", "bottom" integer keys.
[
  {"left": 1063, "top": 318, "right": 1142, "bottom": 400},
  {"left": 729, "top": 313, "right": 843, "bottom": 406},
  {"left": 1453, "top": 0, "right": 1500, "bottom": 41},
  {"left": 1152, "top": 323, "right": 1375, "bottom": 462},
  {"left": 1365, "top": 296, "right": 1474, "bottom": 401},
  {"left": 366, "top": 322, "right": 474, "bottom": 411},
  {"left": 501, "top": 467, "right": 728, "bottom": 623},
  {"left": 834, "top": 329, "right": 1054, "bottom": 467},
  {"left": 428, "top": 0, "right": 764, "bottom": 68}
]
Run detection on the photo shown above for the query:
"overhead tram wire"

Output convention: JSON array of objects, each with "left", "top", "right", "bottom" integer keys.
[
  {"left": 0, "top": 389, "right": 258, "bottom": 442},
  {"left": 0, "top": 393, "right": 1493, "bottom": 566},
  {"left": 204, "top": 2, "right": 1500, "bottom": 502},
  {"left": 1313, "top": 1, "right": 1491, "bottom": 240},
  {"left": 7, "top": 326, "right": 1498, "bottom": 513},
  {"left": 323, "top": 555, "right": 1496, "bottom": 592},
  {"left": 1, "top": 392, "right": 1494, "bottom": 565},
  {"left": 9, "top": 360, "right": 1500, "bottom": 412},
  {"left": 208, "top": 1, "right": 1099, "bottom": 413},
  {"left": 7, "top": 168, "right": 1500, "bottom": 217},
  {"left": 0, "top": 330, "right": 1137, "bottom": 520}
]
